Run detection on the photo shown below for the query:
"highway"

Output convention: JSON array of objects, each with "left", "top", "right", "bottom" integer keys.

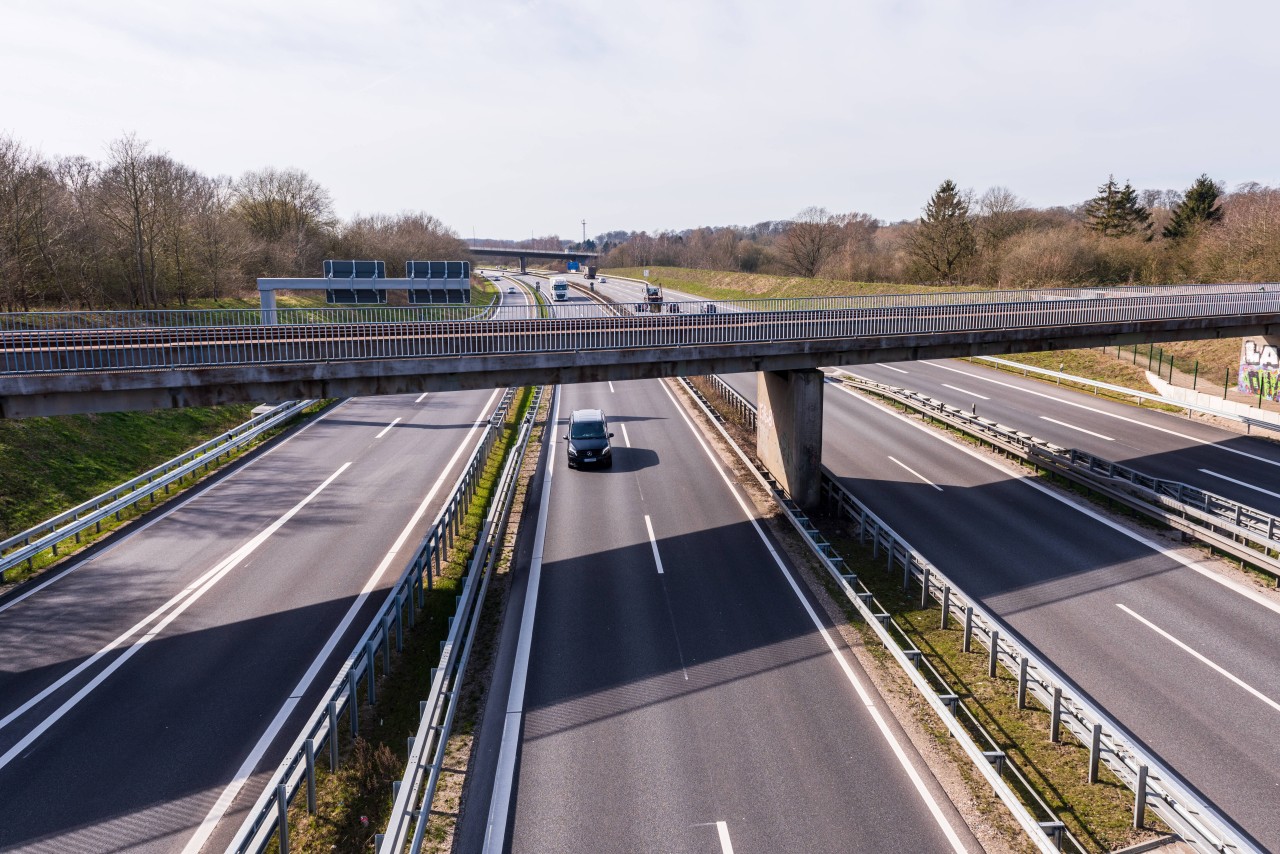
[
  {"left": 850, "top": 359, "right": 1280, "bottom": 516},
  {"left": 475, "top": 374, "right": 983, "bottom": 853},
  {"left": 0, "top": 284, "right": 536, "bottom": 852},
  {"left": 719, "top": 368, "right": 1280, "bottom": 850}
]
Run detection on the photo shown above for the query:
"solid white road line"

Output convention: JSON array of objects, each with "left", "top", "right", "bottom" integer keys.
[
  {"left": 621, "top": 423, "right": 632, "bottom": 448},
  {"left": 888, "top": 456, "right": 944, "bottom": 492},
  {"left": 185, "top": 388, "right": 501, "bottom": 854},
  {"left": 1198, "top": 468, "right": 1280, "bottom": 501},
  {"left": 924, "top": 361, "right": 1280, "bottom": 469},
  {"left": 881, "top": 364, "right": 910, "bottom": 374},
  {"left": 0, "top": 462, "right": 353, "bottom": 769},
  {"left": 0, "top": 399, "right": 344, "bottom": 617},
  {"left": 644, "top": 515, "right": 665, "bottom": 574},
  {"left": 1117, "top": 604, "right": 1280, "bottom": 715},
  {"left": 941, "top": 383, "right": 989, "bottom": 400},
  {"left": 1039, "top": 416, "right": 1114, "bottom": 441},
  {"left": 609, "top": 381, "right": 616, "bottom": 393},
  {"left": 659, "top": 381, "right": 969, "bottom": 853},
  {"left": 375, "top": 417, "right": 402, "bottom": 439},
  {"left": 830, "top": 381, "right": 1280, "bottom": 619},
  {"left": 483, "top": 388, "right": 560, "bottom": 854},
  {"left": 716, "top": 821, "right": 735, "bottom": 854},
  {"left": 416, "top": 392, "right": 429, "bottom": 403}
]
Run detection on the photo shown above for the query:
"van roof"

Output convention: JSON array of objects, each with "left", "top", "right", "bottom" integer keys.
[{"left": 570, "top": 408, "right": 605, "bottom": 421}]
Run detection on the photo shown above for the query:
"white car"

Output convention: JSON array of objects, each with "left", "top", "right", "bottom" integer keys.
[{"left": 507, "top": 286, "right": 516, "bottom": 293}]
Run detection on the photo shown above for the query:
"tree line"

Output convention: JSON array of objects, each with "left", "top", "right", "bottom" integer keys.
[
  {"left": 0, "top": 133, "right": 467, "bottom": 311},
  {"left": 594, "top": 174, "right": 1280, "bottom": 288}
]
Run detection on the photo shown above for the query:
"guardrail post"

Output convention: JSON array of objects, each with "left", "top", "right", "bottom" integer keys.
[
  {"left": 988, "top": 629, "right": 1000, "bottom": 677},
  {"left": 1133, "top": 764, "right": 1149, "bottom": 828},
  {"left": 920, "top": 564, "right": 931, "bottom": 608},
  {"left": 1017, "top": 657, "right": 1029, "bottom": 709},
  {"left": 940, "top": 586, "right": 950, "bottom": 628},
  {"left": 328, "top": 701, "right": 340, "bottom": 769},
  {"left": 276, "top": 783, "right": 290, "bottom": 854},
  {"left": 1088, "top": 723, "right": 1102, "bottom": 783},
  {"left": 366, "top": 641, "right": 378, "bottom": 704},
  {"left": 902, "top": 554, "right": 912, "bottom": 590},
  {"left": 1050, "top": 688, "right": 1062, "bottom": 743},
  {"left": 395, "top": 605, "right": 404, "bottom": 652},
  {"left": 304, "top": 738, "right": 317, "bottom": 814},
  {"left": 383, "top": 620, "right": 392, "bottom": 671},
  {"left": 963, "top": 606, "right": 974, "bottom": 652},
  {"left": 348, "top": 673, "right": 359, "bottom": 738},
  {"left": 1038, "top": 822, "right": 1065, "bottom": 850}
]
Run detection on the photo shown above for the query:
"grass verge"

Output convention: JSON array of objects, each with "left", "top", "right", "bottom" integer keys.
[{"left": 0, "top": 401, "right": 331, "bottom": 586}]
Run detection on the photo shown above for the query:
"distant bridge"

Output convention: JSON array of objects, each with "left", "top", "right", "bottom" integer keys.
[{"left": 467, "top": 245, "right": 598, "bottom": 272}]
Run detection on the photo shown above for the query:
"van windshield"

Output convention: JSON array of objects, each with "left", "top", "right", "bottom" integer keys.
[{"left": 570, "top": 420, "right": 606, "bottom": 440}]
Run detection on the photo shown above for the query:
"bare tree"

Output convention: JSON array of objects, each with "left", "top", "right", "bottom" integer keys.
[
  {"left": 234, "top": 167, "right": 335, "bottom": 275},
  {"left": 777, "top": 207, "right": 841, "bottom": 277}
]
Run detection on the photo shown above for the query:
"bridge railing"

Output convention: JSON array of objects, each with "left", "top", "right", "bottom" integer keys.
[{"left": 3, "top": 286, "right": 1279, "bottom": 376}]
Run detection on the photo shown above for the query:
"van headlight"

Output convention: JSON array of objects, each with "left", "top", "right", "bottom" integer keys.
[{"left": 567, "top": 444, "right": 578, "bottom": 457}]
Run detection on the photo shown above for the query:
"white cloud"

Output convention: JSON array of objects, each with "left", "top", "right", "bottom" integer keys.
[{"left": 2, "top": 0, "right": 1277, "bottom": 238}]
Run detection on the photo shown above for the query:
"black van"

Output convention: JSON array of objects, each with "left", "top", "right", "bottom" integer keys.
[{"left": 565, "top": 409, "right": 614, "bottom": 469}]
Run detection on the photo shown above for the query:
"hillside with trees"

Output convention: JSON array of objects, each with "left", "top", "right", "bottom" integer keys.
[
  {"left": 591, "top": 176, "right": 1280, "bottom": 289},
  {"left": 0, "top": 134, "right": 467, "bottom": 311}
]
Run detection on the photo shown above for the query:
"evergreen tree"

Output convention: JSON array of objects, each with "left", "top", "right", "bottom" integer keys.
[
  {"left": 1163, "top": 174, "right": 1223, "bottom": 239},
  {"left": 1084, "top": 175, "right": 1152, "bottom": 238},
  {"left": 903, "top": 179, "right": 976, "bottom": 283}
]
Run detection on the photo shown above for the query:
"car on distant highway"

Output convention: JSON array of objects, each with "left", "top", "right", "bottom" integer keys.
[
  {"left": 599, "top": 277, "right": 607, "bottom": 283},
  {"left": 565, "top": 408, "right": 613, "bottom": 469},
  {"left": 507, "top": 286, "right": 516, "bottom": 293}
]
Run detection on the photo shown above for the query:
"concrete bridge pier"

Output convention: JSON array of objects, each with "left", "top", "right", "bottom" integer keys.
[{"left": 756, "top": 369, "right": 824, "bottom": 510}]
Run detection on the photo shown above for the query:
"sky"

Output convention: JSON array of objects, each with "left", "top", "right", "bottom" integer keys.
[{"left": 3, "top": 0, "right": 1277, "bottom": 240}]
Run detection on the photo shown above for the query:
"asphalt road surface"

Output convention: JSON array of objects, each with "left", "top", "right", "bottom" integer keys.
[
  {"left": 0, "top": 290, "right": 533, "bottom": 853},
  {"left": 722, "top": 369, "right": 1280, "bottom": 850},
  {"left": 479, "top": 377, "right": 983, "bottom": 854},
  {"left": 850, "top": 359, "right": 1280, "bottom": 516}
]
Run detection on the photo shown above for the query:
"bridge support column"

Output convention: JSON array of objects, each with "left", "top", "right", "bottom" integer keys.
[
  {"left": 259, "top": 288, "right": 278, "bottom": 325},
  {"left": 756, "top": 369, "right": 824, "bottom": 510},
  {"left": 1239, "top": 335, "right": 1280, "bottom": 401},
  {"left": 519, "top": 255, "right": 527, "bottom": 273}
]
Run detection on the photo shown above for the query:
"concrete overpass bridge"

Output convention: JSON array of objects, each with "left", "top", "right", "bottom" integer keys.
[
  {"left": 3, "top": 282, "right": 1277, "bottom": 506},
  {"left": 467, "top": 245, "right": 598, "bottom": 272}
]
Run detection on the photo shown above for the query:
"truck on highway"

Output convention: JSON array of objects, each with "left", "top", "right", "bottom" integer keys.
[
  {"left": 644, "top": 280, "right": 663, "bottom": 312},
  {"left": 550, "top": 277, "right": 570, "bottom": 301},
  {"left": 583, "top": 265, "right": 598, "bottom": 279}
]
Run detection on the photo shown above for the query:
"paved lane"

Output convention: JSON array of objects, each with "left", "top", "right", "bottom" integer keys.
[
  {"left": 722, "top": 371, "right": 1280, "bottom": 849},
  {"left": 0, "top": 387, "right": 504, "bottom": 852},
  {"left": 507, "top": 378, "right": 978, "bottom": 854},
  {"left": 850, "top": 359, "right": 1280, "bottom": 516}
]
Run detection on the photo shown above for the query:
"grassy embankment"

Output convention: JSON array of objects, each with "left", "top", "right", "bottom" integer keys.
[
  {"left": 284, "top": 386, "right": 538, "bottom": 853},
  {"left": 1, "top": 280, "right": 499, "bottom": 583}
]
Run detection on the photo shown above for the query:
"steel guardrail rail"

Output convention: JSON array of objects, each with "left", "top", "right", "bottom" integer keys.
[
  {"left": 0, "top": 398, "right": 315, "bottom": 582},
  {"left": 379, "top": 385, "right": 546, "bottom": 854},
  {"left": 227, "top": 387, "right": 520, "bottom": 854},
  {"left": 693, "top": 374, "right": 1262, "bottom": 853},
  {"left": 841, "top": 373, "right": 1280, "bottom": 579},
  {"left": 2, "top": 285, "right": 1279, "bottom": 376},
  {"left": 976, "top": 356, "right": 1280, "bottom": 435}
]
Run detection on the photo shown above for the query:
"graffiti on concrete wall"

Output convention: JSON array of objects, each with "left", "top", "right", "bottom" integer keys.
[{"left": 1239, "top": 337, "right": 1280, "bottom": 401}]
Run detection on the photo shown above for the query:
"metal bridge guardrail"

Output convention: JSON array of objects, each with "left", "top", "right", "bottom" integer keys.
[
  {"left": 2, "top": 284, "right": 1279, "bottom": 376},
  {"left": 0, "top": 398, "right": 315, "bottom": 582},
  {"left": 843, "top": 373, "right": 1280, "bottom": 579},
  {"left": 692, "top": 374, "right": 1261, "bottom": 853},
  {"left": 378, "top": 385, "right": 546, "bottom": 854},
  {"left": 228, "top": 387, "right": 521, "bottom": 854}
]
